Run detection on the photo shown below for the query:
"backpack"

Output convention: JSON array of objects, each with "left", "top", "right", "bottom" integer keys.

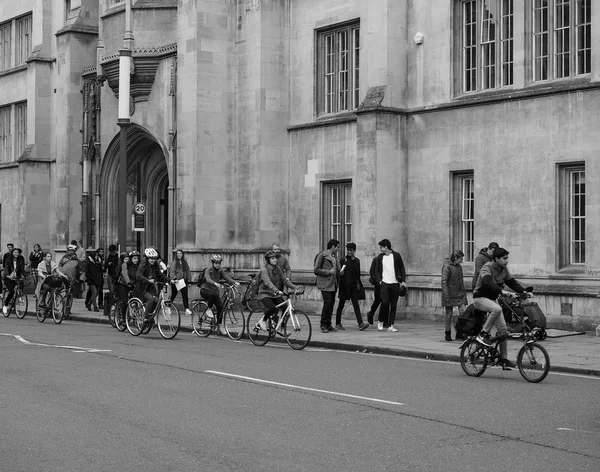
[
  {"left": 196, "top": 268, "right": 207, "bottom": 287},
  {"left": 245, "top": 269, "right": 262, "bottom": 299},
  {"left": 455, "top": 304, "right": 486, "bottom": 336}
]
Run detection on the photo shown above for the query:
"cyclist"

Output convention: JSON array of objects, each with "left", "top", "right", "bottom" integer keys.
[
  {"left": 199, "top": 254, "right": 238, "bottom": 335},
  {"left": 59, "top": 244, "right": 81, "bottom": 283},
  {"left": 256, "top": 250, "right": 302, "bottom": 334},
  {"left": 134, "top": 247, "right": 171, "bottom": 325},
  {"left": 3, "top": 247, "right": 26, "bottom": 315},
  {"left": 473, "top": 247, "right": 529, "bottom": 369},
  {"left": 117, "top": 251, "right": 139, "bottom": 309},
  {"left": 37, "top": 252, "right": 68, "bottom": 308}
]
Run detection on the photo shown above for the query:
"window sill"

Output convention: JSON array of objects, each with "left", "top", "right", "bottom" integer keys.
[
  {"left": 288, "top": 112, "right": 357, "bottom": 132},
  {"left": 556, "top": 266, "right": 587, "bottom": 276}
]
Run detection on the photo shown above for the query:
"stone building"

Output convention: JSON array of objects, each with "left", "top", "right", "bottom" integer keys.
[{"left": 0, "top": 0, "right": 598, "bottom": 329}]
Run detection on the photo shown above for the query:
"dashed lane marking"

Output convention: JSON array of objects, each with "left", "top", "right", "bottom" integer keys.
[{"left": 0, "top": 333, "right": 111, "bottom": 353}]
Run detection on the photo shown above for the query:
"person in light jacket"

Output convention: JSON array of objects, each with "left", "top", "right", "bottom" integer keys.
[
  {"left": 314, "top": 239, "right": 341, "bottom": 333},
  {"left": 441, "top": 249, "right": 468, "bottom": 341},
  {"left": 169, "top": 249, "right": 192, "bottom": 315}
]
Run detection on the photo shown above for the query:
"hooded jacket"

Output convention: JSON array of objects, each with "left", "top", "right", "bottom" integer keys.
[
  {"left": 441, "top": 257, "right": 467, "bottom": 307},
  {"left": 471, "top": 247, "right": 493, "bottom": 290}
]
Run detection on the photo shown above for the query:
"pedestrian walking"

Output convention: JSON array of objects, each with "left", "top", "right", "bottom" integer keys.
[
  {"left": 471, "top": 242, "right": 499, "bottom": 291},
  {"left": 104, "top": 244, "right": 119, "bottom": 296},
  {"left": 28, "top": 244, "right": 44, "bottom": 287},
  {"left": 314, "top": 239, "right": 341, "bottom": 333},
  {"left": 366, "top": 255, "right": 381, "bottom": 325},
  {"left": 96, "top": 247, "right": 105, "bottom": 308},
  {"left": 335, "top": 242, "right": 369, "bottom": 331},
  {"left": 441, "top": 249, "right": 467, "bottom": 341},
  {"left": 371, "top": 239, "right": 407, "bottom": 333},
  {"left": 85, "top": 250, "right": 103, "bottom": 312},
  {"left": 169, "top": 249, "right": 193, "bottom": 315}
]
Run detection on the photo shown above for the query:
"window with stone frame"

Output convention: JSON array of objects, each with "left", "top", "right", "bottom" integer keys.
[
  {"left": 316, "top": 21, "right": 360, "bottom": 116},
  {"left": 558, "top": 163, "right": 585, "bottom": 269},
  {"left": 15, "top": 102, "right": 27, "bottom": 158},
  {"left": 456, "top": 0, "right": 514, "bottom": 93},
  {"left": 451, "top": 172, "right": 475, "bottom": 263},
  {"left": 0, "top": 105, "right": 12, "bottom": 162},
  {"left": 0, "top": 21, "right": 11, "bottom": 71},
  {"left": 16, "top": 15, "right": 31, "bottom": 66},
  {"left": 321, "top": 180, "right": 352, "bottom": 251},
  {"left": 531, "top": 0, "right": 591, "bottom": 81}
]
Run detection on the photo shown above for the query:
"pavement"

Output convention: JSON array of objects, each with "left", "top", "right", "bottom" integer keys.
[{"left": 63, "top": 297, "right": 600, "bottom": 377}]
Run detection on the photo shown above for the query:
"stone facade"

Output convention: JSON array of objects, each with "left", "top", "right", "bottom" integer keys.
[{"left": 1, "top": 1, "right": 599, "bottom": 329}]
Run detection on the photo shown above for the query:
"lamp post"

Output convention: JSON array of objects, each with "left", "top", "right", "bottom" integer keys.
[{"left": 117, "top": 0, "right": 133, "bottom": 252}]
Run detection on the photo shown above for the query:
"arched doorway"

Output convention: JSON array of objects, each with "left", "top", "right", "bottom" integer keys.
[{"left": 98, "top": 124, "right": 171, "bottom": 256}]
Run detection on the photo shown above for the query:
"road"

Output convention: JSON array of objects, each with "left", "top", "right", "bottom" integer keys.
[{"left": 0, "top": 316, "right": 599, "bottom": 472}]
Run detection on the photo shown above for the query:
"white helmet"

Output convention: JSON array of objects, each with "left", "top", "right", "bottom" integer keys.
[
  {"left": 67, "top": 244, "right": 77, "bottom": 251},
  {"left": 144, "top": 247, "right": 159, "bottom": 258}
]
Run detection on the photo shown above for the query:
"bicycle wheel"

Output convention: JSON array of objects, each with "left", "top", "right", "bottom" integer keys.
[
  {"left": 114, "top": 302, "right": 127, "bottom": 332},
  {"left": 2, "top": 290, "right": 9, "bottom": 317},
  {"left": 63, "top": 293, "right": 73, "bottom": 320},
  {"left": 15, "top": 292, "right": 28, "bottom": 319},
  {"left": 52, "top": 294, "right": 64, "bottom": 324},
  {"left": 108, "top": 301, "right": 117, "bottom": 328},
  {"left": 223, "top": 304, "right": 245, "bottom": 340},
  {"left": 283, "top": 309, "right": 312, "bottom": 350},
  {"left": 517, "top": 342, "right": 550, "bottom": 383},
  {"left": 126, "top": 298, "right": 145, "bottom": 336},
  {"left": 460, "top": 339, "right": 488, "bottom": 377},
  {"left": 191, "top": 301, "right": 213, "bottom": 337},
  {"left": 36, "top": 299, "right": 46, "bottom": 323},
  {"left": 157, "top": 301, "right": 181, "bottom": 339},
  {"left": 247, "top": 310, "right": 270, "bottom": 346}
]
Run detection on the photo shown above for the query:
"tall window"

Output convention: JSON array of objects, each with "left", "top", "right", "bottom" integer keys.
[
  {"left": 322, "top": 181, "right": 352, "bottom": 250},
  {"left": 317, "top": 22, "right": 360, "bottom": 115},
  {"left": 558, "top": 163, "right": 585, "bottom": 268},
  {"left": 460, "top": 0, "right": 513, "bottom": 93},
  {"left": 452, "top": 173, "right": 475, "bottom": 262},
  {"left": 0, "top": 105, "right": 12, "bottom": 162},
  {"left": 15, "top": 102, "right": 27, "bottom": 157},
  {"left": 533, "top": 0, "right": 591, "bottom": 81},
  {"left": 16, "top": 15, "right": 31, "bottom": 66},
  {"left": 0, "top": 21, "right": 11, "bottom": 71}
]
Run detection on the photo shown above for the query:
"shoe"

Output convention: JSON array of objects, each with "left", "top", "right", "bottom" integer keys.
[
  {"left": 377, "top": 322, "right": 384, "bottom": 331},
  {"left": 218, "top": 325, "right": 228, "bottom": 336},
  {"left": 500, "top": 359, "right": 516, "bottom": 370},
  {"left": 85, "top": 304, "right": 91, "bottom": 311},
  {"left": 335, "top": 324, "right": 345, "bottom": 331},
  {"left": 320, "top": 327, "right": 328, "bottom": 333},
  {"left": 445, "top": 331, "right": 452, "bottom": 342},
  {"left": 2, "top": 305, "right": 7, "bottom": 315},
  {"left": 326, "top": 325, "right": 337, "bottom": 332},
  {"left": 367, "top": 311, "right": 373, "bottom": 325},
  {"left": 358, "top": 322, "right": 369, "bottom": 331},
  {"left": 257, "top": 319, "right": 268, "bottom": 331},
  {"left": 185, "top": 308, "right": 192, "bottom": 315},
  {"left": 93, "top": 307, "right": 100, "bottom": 312},
  {"left": 205, "top": 308, "right": 214, "bottom": 319},
  {"left": 387, "top": 325, "right": 398, "bottom": 333},
  {"left": 476, "top": 331, "right": 493, "bottom": 347}
]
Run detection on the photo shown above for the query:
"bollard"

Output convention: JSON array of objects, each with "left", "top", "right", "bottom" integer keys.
[{"left": 103, "top": 291, "right": 112, "bottom": 317}]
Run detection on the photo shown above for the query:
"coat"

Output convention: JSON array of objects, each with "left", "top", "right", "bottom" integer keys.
[
  {"left": 134, "top": 261, "right": 170, "bottom": 298},
  {"left": 372, "top": 251, "right": 406, "bottom": 284},
  {"left": 314, "top": 250, "right": 340, "bottom": 292},
  {"left": 338, "top": 256, "right": 363, "bottom": 300},
  {"left": 85, "top": 256, "right": 104, "bottom": 287},
  {"left": 441, "top": 257, "right": 467, "bottom": 307},
  {"left": 257, "top": 264, "right": 298, "bottom": 299},
  {"left": 472, "top": 248, "right": 493, "bottom": 290},
  {"left": 3, "top": 255, "right": 26, "bottom": 279}
]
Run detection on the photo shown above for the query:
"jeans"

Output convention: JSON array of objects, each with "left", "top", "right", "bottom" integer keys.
[
  {"left": 473, "top": 297, "right": 509, "bottom": 359},
  {"left": 3, "top": 278, "right": 18, "bottom": 306},
  {"left": 379, "top": 282, "right": 400, "bottom": 326},
  {"left": 368, "top": 283, "right": 381, "bottom": 318},
  {"left": 85, "top": 284, "right": 99, "bottom": 309},
  {"left": 320, "top": 291, "right": 336, "bottom": 329},
  {"left": 335, "top": 287, "right": 363, "bottom": 325},
  {"left": 200, "top": 288, "right": 224, "bottom": 324}
]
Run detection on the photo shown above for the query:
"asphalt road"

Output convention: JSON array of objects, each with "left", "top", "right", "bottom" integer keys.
[{"left": 1, "top": 316, "right": 599, "bottom": 472}]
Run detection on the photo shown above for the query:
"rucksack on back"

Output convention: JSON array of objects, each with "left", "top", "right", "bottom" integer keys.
[{"left": 196, "top": 268, "right": 207, "bottom": 287}]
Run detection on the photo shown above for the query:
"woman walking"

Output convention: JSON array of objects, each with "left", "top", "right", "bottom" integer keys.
[
  {"left": 169, "top": 249, "right": 192, "bottom": 315},
  {"left": 85, "top": 250, "right": 104, "bottom": 311},
  {"left": 29, "top": 244, "right": 44, "bottom": 287},
  {"left": 441, "top": 249, "right": 467, "bottom": 341}
]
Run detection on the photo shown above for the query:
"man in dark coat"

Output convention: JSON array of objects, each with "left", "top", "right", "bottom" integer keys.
[
  {"left": 372, "top": 239, "right": 407, "bottom": 333},
  {"left": 335, "top": 242, "right": 369, "bottom": 331}
]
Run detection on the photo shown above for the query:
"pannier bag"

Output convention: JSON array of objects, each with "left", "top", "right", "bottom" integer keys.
[
  {"left": 455, "top": 304, "right": 486, "bottom": 337},
  {"left": 524, "top": 304, "right": 547, "bottom": 329}
]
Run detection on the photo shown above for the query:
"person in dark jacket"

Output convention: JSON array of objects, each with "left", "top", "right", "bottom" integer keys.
[
  {"left": 366, "top": 256, "right": 382, "bottom": 325},
  {"left": 135, "top": 247, "right": 171, "bottom": 322},
  {"left": 314, "top": 239, "right": 341, "bottom": 333},
  {"left": 471, "top": 242, "right": 499, "bottom": 290},
  {"left": 85, "top": 251, "right": 104, "bottom": 311},
  {"left": 117, "top": 251, "right": 139, "bottom": 307},
  {"left": 473, "top": 247, "right": 528, "bottom": 369},
  {"left": 372, "top": 239, "right": 407, "bottom": 333},
  {"left": 29, "top": 244, "right": 44, "bottom": 286},
  {"left": 104, "top": 244, "right": 120, "bottom": 296},
  {"left": 3, "top": 248, "right": 26, "bottom": 315},
  {"left": 441, "top": 250, "right": 467, "bottom": 341},
  {"left": 335, "top": 242, "right": 369, "bottom": 331},
  {"left": 198, "top": 254, "right": 237, "bottom": 335}
]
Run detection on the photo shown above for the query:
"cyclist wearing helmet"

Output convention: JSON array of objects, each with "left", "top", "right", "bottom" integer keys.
[
  {"left": 256, "top": 250, "right": 301, "bottom": 333},
  {"left": 199, "top": 254, "right": 238, "bottom": 335},
  {"left": 134, "top": 247, "right": 171, "bottom": 322}
]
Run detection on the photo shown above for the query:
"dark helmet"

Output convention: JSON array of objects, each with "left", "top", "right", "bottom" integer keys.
[{"left": 264, "top": 250, "right": 277, "bottom": 261}]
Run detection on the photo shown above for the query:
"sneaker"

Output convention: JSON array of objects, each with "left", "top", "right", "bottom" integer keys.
[
  {"left": 367, "top": 311, "right": 373, "bottom": 325},
  {"left": 377, "top": 322, "right": 384, "bottom": 331},
  {"left": 2, "top": 305, "right": 7, "bottom": 315},
  {"left": 335, "top": 324, "right": 345, "bottom": 331},
  {"left": 500, "top": 359, "right": 516, "bottom": 370},
  {"left": 205, "top": 308, "right": 214, "bottom": 319},
  {"left": 257, "top": 319, "right": 268, "bottom": 331},
  {"left": 476, "top": 331, "right": 493, "bottom": 347},
  {"left": 387, "top": 325, "right": 398, "bottom": 333},
  {"left": 185, "top": 308, "right": 192, "bottom": 315},
  {"left": 358, "top": 322, "right": 369, "bottom": 331},
  {"left": 320, "top": 327, "right": 328, "bottom": 333},
  {"left": 218, "top": 325, "right": 228, "bottom": 336},
  {"left": 326, "top": 325, "right": 337, "bottom": 332}
]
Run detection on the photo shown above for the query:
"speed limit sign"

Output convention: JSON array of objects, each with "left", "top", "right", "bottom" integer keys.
[{"left": 134, "top": 203, "right": 146, "bottom": 215}]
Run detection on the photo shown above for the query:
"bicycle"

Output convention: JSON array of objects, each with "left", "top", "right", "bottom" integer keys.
[
  {"left": 108, "top": 291, "right": 130, "bottom": 332},
  {"left": 2, "top": 277, "right": 28, "bottom": 319},
  {"left": 36, "top": 278, "right": 66, "bottom": 324},
  {"left": 125, "top": 283, "right": 181, "bottom": 339},
  {"left": 241, "top": 272, "right": 262, "bottom": 311},
  {"left": 58, "top": 277, "right": 76, "bottom": 320},
  {"left": 459, "top": 327, "right": 550, "bottom": 383},
  {"left": 191, "top": 283, "right": 246, "bottom": 340},
  {"left": 247, "top": 291, "right": 311, "bottom": 350}
]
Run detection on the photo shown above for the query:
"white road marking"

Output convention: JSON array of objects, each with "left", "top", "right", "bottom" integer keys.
[
  {"left": 206, "top": 370, "right": 405, "bottom": 406},
  {"left": 0, "top": 332, "right": 111, "bottom": 353},
  {"left": 557, "top": 427, "right": 600, "bottom": 435}
]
